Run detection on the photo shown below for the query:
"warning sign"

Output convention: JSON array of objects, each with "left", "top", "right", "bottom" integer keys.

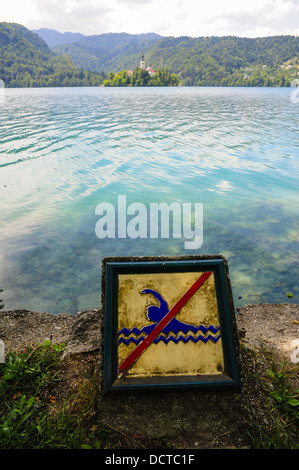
[{"left": 102, "top": 256, "right": 240, "bottom": 393}]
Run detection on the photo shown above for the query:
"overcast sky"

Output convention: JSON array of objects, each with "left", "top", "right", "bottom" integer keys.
[{"left": 1, "top": 0, "right": 299, "bottom": 38}]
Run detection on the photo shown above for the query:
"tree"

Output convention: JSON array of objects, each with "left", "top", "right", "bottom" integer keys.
[{"left": 102, "top": 67, "right": 180, "bottom": 87}]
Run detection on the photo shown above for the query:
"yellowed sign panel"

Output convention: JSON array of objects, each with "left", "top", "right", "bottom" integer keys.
[{"left": 118, "top": 271, "right": 224, "bottom": 378}]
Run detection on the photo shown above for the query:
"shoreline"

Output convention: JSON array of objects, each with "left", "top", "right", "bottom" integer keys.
[
  {"left": 0, "top": 302, "right": 298, "bottom": 365},
  {"left": 0, "top": 302, "right": 298, "bottom": 449}
]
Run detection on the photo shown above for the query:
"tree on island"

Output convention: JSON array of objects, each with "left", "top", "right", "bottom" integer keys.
[{"left": 103, "top": 67, "right": 180, "bottom": 87}]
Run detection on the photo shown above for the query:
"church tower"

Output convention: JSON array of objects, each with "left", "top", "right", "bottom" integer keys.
[{"left": 140, "top": 54, "right": 145, "bottom": 69}]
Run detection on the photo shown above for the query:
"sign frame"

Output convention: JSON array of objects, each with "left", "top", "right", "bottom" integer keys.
[{"left": 102, "top": 255, "right": 241, "bottom": 394}]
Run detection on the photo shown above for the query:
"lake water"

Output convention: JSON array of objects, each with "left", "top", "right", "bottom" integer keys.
[{"left": 0, "top": 86, "right": 298, "bottom": 314}]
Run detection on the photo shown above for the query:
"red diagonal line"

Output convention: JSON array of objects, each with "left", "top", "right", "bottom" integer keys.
[{"left": 118, "top": 271, "right": 212, "bottom": 376}]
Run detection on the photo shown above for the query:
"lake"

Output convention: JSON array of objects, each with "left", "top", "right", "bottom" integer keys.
[{"left": 0, "top": 86, "right": 298, "bottom": 314}]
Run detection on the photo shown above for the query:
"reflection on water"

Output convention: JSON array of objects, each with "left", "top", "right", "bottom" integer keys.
[{"left": 0, "top": 87, "right": 298, "bottom": 313}]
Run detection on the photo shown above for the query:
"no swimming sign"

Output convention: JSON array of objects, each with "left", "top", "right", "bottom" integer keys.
[{"left": 102, "top": 256, "right": 240, "bottom": 393}]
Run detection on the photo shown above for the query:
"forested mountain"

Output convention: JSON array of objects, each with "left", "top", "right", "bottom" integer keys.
[
  {"left": 32, "top": 28, "right": 85, "bottom": 48},
  {"left": 51, "top": 32, "right": 299, "bottom": 86},
  {"left": 52, "top": 32, "right": 162, "bottom": 72},
  {"left": 0, "top": 22, "right": 104, "bottom": 87},
  {"left": 146, "top": 35, "right": 299, "bottom": 70},
  {"left": 1, "top": 22, "right": 298, "bottom": 88},
  {"left": 6, "top": 23, "right": 50, "bottom": 54},
  {"left": 145, "top": 35, "right": 299, "bottom": 86}
]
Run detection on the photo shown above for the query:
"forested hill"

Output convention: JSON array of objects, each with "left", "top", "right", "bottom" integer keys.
[
  {"left": 52, "top": 32, "right": 163, "bottom": 72},
  {"left": 52, "top": 33, "right": 299, "bottom": 87},
  {"left": 0, "top": 22, "right": 298, "bottom": 88},
  {"left": 0, "top": 22, "right": 104, "bottom": 87},
  {"left": 146, "top": 35, "right": 299, "bottom": 85}
]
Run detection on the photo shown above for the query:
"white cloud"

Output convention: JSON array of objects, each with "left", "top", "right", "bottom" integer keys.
[
  {"left": 217, "top": 0, "right": 299, "bottom": 37},
  {"left": 0, "top": 0, "right": 299, "bottom": 37},
  {"left": 29, "top": 0, "right": 114, "bottom": 34}
]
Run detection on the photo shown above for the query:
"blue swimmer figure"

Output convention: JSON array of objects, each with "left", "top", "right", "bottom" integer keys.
[{"left": 141, "top": 288, "right": 198, "bottom": 335}]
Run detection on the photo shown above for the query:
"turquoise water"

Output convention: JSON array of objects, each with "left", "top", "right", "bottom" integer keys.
[{"left": 0, "top": 86, "right": 298, "bottom": 314}]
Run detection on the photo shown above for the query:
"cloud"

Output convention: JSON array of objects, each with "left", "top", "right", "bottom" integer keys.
[
  {"left": 116, "top": 0, "right": 153, "bottom": 4},
  {"left": 28, "top": 0, "right": 167, "bottom": 35},
  {"left": 2, "top": 0, "right": 299, "bottom": 37},
  {"left": 206, "top": 0, "right": 299, "bottom": 37},
  {"left": 30, "top": 0, "right": 114, "bottom": 34}
]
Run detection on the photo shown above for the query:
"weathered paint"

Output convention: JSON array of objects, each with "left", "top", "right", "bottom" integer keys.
[{"left": 117, "top": 271, "right": 224, "bottom": 377}]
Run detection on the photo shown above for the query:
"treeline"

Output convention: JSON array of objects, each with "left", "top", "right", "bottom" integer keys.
[
  {"left": 179, "top": 60, "right": 297, "bottom": 87},
  {"left": 147, "top": 35, "right": 299, "bottom": 69},
  {"left": 145, "top": 35, "right": 299, "bottom": 87},
  {"left": 103, "top": 68, "right": 179, "bottom": 87},
  {"left": 0, "top": 22, "right": 104, "bottom": 88},
  {"left": 1, "top": 54, "right": 105, "bottom": 88}
]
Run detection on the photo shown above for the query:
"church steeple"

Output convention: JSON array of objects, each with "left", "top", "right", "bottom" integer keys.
[{"left": 140, "top": 54, "right": 145, "bottom": 69}]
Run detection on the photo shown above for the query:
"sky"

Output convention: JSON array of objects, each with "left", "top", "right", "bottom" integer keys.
[{"left": 1, "top": 0, "right": 299, "bottom": 38}]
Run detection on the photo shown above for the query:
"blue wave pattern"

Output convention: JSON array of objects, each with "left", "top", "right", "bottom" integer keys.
[
  {"left": 119, "top": 288, "right": 221, "bottom": 346},
  {"left": 118, "top": 324, "right": 221, "bottom": 345}
]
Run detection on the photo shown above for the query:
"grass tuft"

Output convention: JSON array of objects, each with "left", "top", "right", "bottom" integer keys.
[
  {"left": 241, "top": 344, "right": 299, "bottom": 449},
  {"left": 0, "top": 341, "right": 105, "bottom": 449}
]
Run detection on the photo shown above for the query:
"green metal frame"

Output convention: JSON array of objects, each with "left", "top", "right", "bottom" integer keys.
[{"left": 102, "top": 256, "right": 241, "bottom": 394}]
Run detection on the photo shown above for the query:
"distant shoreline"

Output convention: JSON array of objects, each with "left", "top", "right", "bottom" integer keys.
[{"left": 2, "top": 84, "right": 295, "bottom": 89}]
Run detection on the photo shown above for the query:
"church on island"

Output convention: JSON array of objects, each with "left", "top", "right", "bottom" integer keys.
[
  {"left": 127, "top": 55, "right": 155, "bottom": 77},
  {"left": 140, "top": 54, "right": 156, "bottom": 76}
]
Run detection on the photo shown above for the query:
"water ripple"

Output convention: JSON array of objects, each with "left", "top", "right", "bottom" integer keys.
[{"left": 0, "top": 87, "right": 298, "bottom": 313}]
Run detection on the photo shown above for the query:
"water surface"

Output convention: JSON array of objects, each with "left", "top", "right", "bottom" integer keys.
[{"left": 0, "top": 87, "right": 298, "bottom": 313}]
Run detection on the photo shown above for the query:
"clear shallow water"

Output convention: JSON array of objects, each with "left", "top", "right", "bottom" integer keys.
[{"left": 0, "top": 86, "right": 298, "bottom": 314}]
